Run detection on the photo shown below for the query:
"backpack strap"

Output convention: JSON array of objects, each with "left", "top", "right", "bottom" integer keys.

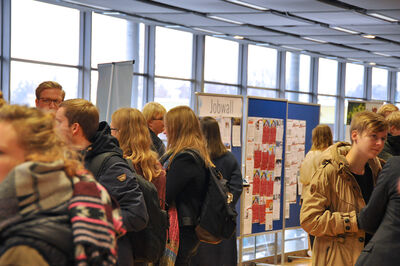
[{"left": 86, "top": 151, "right": 120, "bottom": 178}]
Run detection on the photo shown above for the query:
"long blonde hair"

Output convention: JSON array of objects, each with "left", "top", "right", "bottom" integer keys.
[
  {"left": 0, "top": 104, "right": 82, "bottom": 177},
  {"left": 112, "top": 108, "right": 161, "bottom": 181},
  {"left": 165, "top": 106, "right": 213, "bottom": 167}
]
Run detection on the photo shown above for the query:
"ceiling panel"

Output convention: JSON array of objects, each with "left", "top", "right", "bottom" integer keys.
[
  {"left": 139, "top": 13, "right": 235, "bottom": 26},
  {"left": 307, "top": 35, "right": 385, "bottom": 44},
  {"left": 347, "top": 43, "right": 400, "bottom": 52},
  {"left": 211, "top": 12, "right": 312, "bottom": 26},
  {"left": 247, "top": 35, "right": 317, "bottom": 44},
  {"left": 269, "top": 25, "right": 342, "bottom": 35},
  {"left": 339, "top": 0, "right": 400, "bottom": 10},
  {"left": 373, "top": 10, "right": 400, "bottom": 20},
  {"left": 151, "top": 0, "right": 255, "bottom": 13},
  {"left": 202, "top": 26, "right": 283, "bottom": 36},
  {"left": 345, "top": 24, "right": 400, "bottom": 35},
  {"left": 320, "top": 51, "right": 382, "bottom": 59},
  {"left": 289, "top": 44, "right": 356, "bottom": 52},
  {"left": 293, "top": 11, "right": 389, "bottom": 25},
  {"left": 244, "top": 0, "right": 345, "bottom": 12},
  {"left": 378, "top": 35, "right": 400, "bottom": 42},
  {"left": 68, "top": 0, "right": 181, "bottom": 13}
]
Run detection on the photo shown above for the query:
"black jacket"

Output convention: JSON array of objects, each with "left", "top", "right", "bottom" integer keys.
[
  {"left": 0, "top": 204, "right": 73, "bottom": 266},
  {"left": 378, "top": 133, "right": 400, "bottom": 161},
  {"left": 356, "top": 156, "right": 400, "bottom": 266},
  {"left": 85, "top": 121, "right": 148, "bottom": 232},
  {"left": 149, "top": 129, "right": 166, "bottom": 158},
  {"left": 213, "top": 151, "right": 243, "bottom": 206},
  {"left": 165, "top": 151, "right": 208, "bottom": 227}
]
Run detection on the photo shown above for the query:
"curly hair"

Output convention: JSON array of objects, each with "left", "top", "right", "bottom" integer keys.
[{"left": 0, "top": 104, "right": 83, "bottom": 177}]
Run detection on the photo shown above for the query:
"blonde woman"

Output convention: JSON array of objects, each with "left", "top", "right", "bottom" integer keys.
[
  {"left": 111, "top": 107, "right": 166, "bottom": 203},
  {"left": 299, "top": 124, "right": 333, "bottom": 197},
  {"left": 0, "top": 105, "right": 123, "bottom": 266},
  {"left": 163, "top": 106, "right": 213, "bottom": 266}
]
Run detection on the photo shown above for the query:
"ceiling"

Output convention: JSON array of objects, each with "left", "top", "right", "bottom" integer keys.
[{"left": 50, "top": 0, "right": 400, "bottom": 70}]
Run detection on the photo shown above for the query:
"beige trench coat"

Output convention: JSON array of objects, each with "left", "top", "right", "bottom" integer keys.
[{"left": 300, "top": 142, "right": 383, "bottom": 266}]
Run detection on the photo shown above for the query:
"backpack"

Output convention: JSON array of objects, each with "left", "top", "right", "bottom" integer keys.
[
  {"left": 182, "top": 149, "right": 238, "bottom": 244},
  {"left": 86, "top": 151, "right": 169, "bottom": 263}
]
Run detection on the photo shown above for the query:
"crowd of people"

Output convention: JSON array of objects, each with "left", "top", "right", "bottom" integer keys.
[
  {"left": 0, "top": 81, "right": 243, "bottom": 266},
  {"left": 3, "top": 80, "right": 400, "bottom": 266},
  {"left": 300, "top": 103, "right": 400, "bottom": 266}
]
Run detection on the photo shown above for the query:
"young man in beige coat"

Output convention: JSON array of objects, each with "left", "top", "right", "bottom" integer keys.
[{"left": 300, "top": 111, "right": 388, "bottom": 266}]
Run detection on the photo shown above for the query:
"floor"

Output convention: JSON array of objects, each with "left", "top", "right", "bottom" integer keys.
[{"left": 284, "top": 257, "right": 312, "bottom": 266}]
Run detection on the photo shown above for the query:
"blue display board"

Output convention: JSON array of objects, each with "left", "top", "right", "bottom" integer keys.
[
  {"left": 247, "top": 97, "right": 288, "bottom": 232},
  {"left": 285, "top": 102, "right": 320, "bottom": 228},
  {"left": 246, "top": 97, "right": 320, "bottom": 234}
]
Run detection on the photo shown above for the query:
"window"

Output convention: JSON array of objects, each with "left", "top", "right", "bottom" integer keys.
[
  {"left": 318, "top": 95, "right": 336, "bottom": 139},
  {"left": 371, "top": 67, "right": 388, "bottom": 101},
  {"left": 155, "top": 27, "right": 193, "bottom": 79},
  {"left": 247, "top": 88, "right": 276, "bottom": 98},
  {"left": 92, "top": 13, "right": 138, "bottom": 68},
  {"left": 204, "top": 84, "right": 237, "bottom": 95},
  {"left": 285, "top": 92, "right": 310, "bottom": 103},
  {"left": 10, "top": 61, "right": 78, "bottom": 105},
  {"left": 345, "top": 63, "right": 364, "bottom": 98},
  {"left": 248, "top": 45, "right": 277, "bottom": 88},
  {"left": 204, "top": 36, "right": 239, "bottom": 84},
  {"left": 11, "top": 0, "right": 80, "bottom": 65},
  {"left": 286, "top": 53, "right": 310, "bottom": 93},
  {"left": 396, "top": 72, "right": 400, "bottom": 103},
  {"left": 154, "top": 78, "right": 191, "bottom": 110},
  {"left": 318, "top": 58, "right": 338, "bottom": 95}
]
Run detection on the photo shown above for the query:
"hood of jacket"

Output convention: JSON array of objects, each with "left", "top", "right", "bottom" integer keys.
[{"left": 85, "top": 121, "right": 123, "bottom": 161}]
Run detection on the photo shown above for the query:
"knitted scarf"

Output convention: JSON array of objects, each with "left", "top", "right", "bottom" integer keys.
[{"left": 0, "top": 160, "right": 125, "bottom": 266}]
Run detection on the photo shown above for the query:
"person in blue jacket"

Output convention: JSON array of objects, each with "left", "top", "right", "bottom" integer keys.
[
  {"left": 356, "top": 155, "right": 400, "bottom": 266},
  {"left": 55, "top": 99, "right": 148, "bottom": 266},
  {"left": 191, "top": 116, "right": 243, "bottom": 266}
]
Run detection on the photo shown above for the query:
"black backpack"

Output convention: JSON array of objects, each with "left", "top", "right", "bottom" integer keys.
[
  {"left": 86, "top": 151, "right": 168, "bottom": 262},
  {"left": 183, "top": 149, "right": 238, "bottom": 244}
]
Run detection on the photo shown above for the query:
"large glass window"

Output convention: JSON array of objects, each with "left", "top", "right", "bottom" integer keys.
[
  {"left": 285, "top": 92, "right": 310, "bottom": 103},
  {"left": 92, "top": 13, "right": 138, "bottom": 68},
  {"left": 345, "top": 63, "right": 364, "bottom": 98},
  {"left": 204, "top": 84, "right": 238, "bottom": 95},
  {"left": 318, "top": 95, "right": 337, "bottom": 139},
  {"left": 318, "top": 58, "right": 338, "bottom": 95},
  {"left": 11, "top": 0, "right": 80, "bottom": 65},
  {"left": 204, "top": 36, "right": 239, "bottom": 84},
  {"left": 396, "top": 72, "right": 400, "bottom": 103},
  {"left": 371, "top": 67, "right": 388, "bottom": 101},
  {"left": 155, "top": 27, "right": 193, "bottom": 79},
  {"left": 286, "top": 53, "right": 310, "bottom": 93},
  {"left": 247, "top": 88, "right": 276, "bottom": 98},
  {"left": 154, "top": 78, "right": 191, "bottom": 110},
  {"left": 10, "top": 61, "right": 78, "bottom": 106},
  {"left": 248, "top": 45, "right": 277, "bottom": 88}
]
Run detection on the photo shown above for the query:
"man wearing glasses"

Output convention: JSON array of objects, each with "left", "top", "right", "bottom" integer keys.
[{"left": 35, "top": 81, "right": 65, "bottom": 112}]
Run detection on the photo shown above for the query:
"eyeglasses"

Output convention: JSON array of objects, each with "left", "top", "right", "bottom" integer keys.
[
  {"left": 39, "top": 98, "right": 62, "bottom": 105},
  {"left": 152, "top": 117, "right": 164, "bottom": 121},
  {"left": 110, "top": 128, "right": 119, "bottom": 131}
]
